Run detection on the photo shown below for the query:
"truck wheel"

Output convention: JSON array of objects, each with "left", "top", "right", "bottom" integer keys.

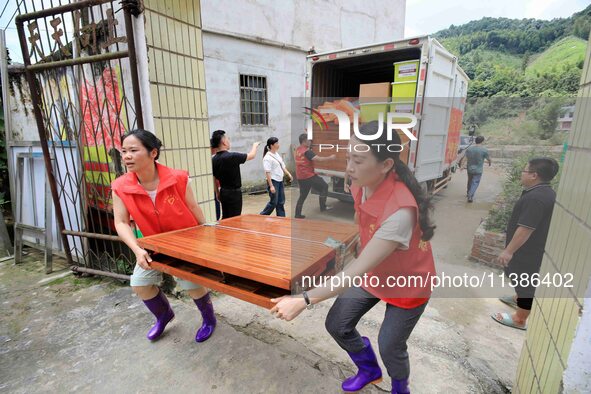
[
  {"left": 420, "top": 181, "right": 433, "bottom": 196},
  {"left": 420, "top": 181, "right": 428, "bottom": 194}
]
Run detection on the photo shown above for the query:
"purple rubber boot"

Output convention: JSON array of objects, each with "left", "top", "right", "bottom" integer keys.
[
  {"left": 193, "top": 292, "right": 216, "bottom": 342},
  {"left": 142, "top": 289, "right": 175, "bottom": 341},
  {"left": 342, "top": 336, "right": 383, "bottom": 392},
  {"left": 393, "top": 378, "right": 411, "bottom": 393}
]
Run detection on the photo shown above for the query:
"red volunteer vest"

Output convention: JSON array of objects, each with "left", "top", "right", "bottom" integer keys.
[
  {"left": 295, "top": 145, "right": 316, "bottom": 180},
  {"left": 352, "top": 172, "right": 436, "bottom": 309},
  {"left": 111, "top": 163, "right": 198, "bottom": 237}
]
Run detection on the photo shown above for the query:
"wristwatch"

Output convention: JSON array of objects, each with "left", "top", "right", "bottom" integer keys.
[{"left": 302, "top": 291, "right": 314, "bottom": 310}]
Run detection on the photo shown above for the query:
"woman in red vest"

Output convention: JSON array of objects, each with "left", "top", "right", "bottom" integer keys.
[
  {"left": 111, "top": 129, "right": 216, "bottom": 343},
  {"left": 294, "top": 132, "right": 336, "bottom": 218},
  {"left": 271, "top": 121, "right": 436, "bottom": 393}
]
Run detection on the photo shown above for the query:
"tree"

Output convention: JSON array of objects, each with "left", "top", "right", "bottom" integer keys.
[
  {"left": 573, "top": 17, "right": 591, "bottom": 40},
  {"left": 529, "top": 99, "right": 564, "bottom": 140}
]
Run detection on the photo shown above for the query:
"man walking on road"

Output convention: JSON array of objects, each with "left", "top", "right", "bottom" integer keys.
[
  {"left": 211, "top": 130, "right": 260, "bottom": 219},
  {"left": 492, "top": 157, "right": 559, "bottom": 330},
  {"left": 294, "top": 133, "right": 336, "bottom": 219},
  {"left": 461, "top": 136, "right": 491, "bottom": 203}
]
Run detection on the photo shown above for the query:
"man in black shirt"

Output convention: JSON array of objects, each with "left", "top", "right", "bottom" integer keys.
[
  {"left": 492, "top": 157, "right": 559, "bottom": 330},
  {"left": 211, "top": 130, "right": 260, "bottom": 218}
]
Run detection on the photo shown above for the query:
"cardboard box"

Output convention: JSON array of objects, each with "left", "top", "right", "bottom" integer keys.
[
  {"left": 359, "top": 82, "right": 391, "bottom": 103},
  {"left": 359, "top": 82, "right": 390, "bottom": 122}
]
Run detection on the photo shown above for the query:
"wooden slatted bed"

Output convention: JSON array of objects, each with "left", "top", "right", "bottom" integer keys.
[{"left": 137, "top": 215, "right": 359, "bottom": 308}]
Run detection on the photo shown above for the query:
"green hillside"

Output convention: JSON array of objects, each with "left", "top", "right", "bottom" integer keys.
[
  {"left": 441, "top": 46, "right": 523, "bottom": 77},
  {"left": 436, "top": 4, "right": 591, "bottom": 56},
  {"left": 434, "top": 5, "right": 590, "bottom": 97},
  {"left": 526, "top": 36, "right": 587, "bottom": 76},
  {"left": 433, "top": 7, "right": 586, "bottom": 144},
  {"left": 463, "top": 48, "right": 522, "bottom": 69}
]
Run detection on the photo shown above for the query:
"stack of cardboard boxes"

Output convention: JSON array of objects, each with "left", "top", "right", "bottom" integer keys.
[{"left": 356, "top": 59, "right": 420, "bottom": 164}]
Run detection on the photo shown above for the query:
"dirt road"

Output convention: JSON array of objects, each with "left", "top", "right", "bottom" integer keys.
[{"left": 0, "top": 164, "right": 524, "bottom": 393}]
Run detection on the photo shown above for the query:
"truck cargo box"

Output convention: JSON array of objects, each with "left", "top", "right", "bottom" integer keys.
[{"left": 304, "top": 36, "right": 469, "bottom": 198}]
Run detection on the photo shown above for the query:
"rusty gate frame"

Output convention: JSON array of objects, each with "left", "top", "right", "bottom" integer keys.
[{"left": 15, "top": 0, "right": 144, "bottom": 275}]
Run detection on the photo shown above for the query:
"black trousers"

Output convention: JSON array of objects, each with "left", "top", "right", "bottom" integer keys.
[
  {"left": 505, "top": 258, "right": 541, "bottom": 311},
  {"left": 295, "top": 175, "right": 328, "bottom": 216},
  {"left": 325, "top": 286, "right": 427, "bottom": 380},
  {"left": 219, "top": 189, "right": 242, "bottom": 219}
]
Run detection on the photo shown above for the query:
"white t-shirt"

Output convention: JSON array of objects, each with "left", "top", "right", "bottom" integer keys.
[
  {"left": 145, "top": 189, "right": 157, "bottom": 205},
  {"left": 362, "top": 187, "right": 414, "bottom": 250},
  {"left": 263, "top": 151, "right": 285, "bottom": 182}
]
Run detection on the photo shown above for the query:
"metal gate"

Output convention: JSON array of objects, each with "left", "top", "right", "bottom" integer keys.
[{"left": 16, "top": 0, "right": 145, "bottom": 277}]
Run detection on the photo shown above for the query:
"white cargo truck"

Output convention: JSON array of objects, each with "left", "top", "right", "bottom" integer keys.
[{"left": 304, "top": 35, "right": 469, "bottom": 200}]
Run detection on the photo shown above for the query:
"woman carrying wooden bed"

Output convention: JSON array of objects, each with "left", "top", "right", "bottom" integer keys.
[
  {"left": 271, "top": 121, "right": 437, "bottom": 394},
  {"left": 111, "top": 129, "right": 216, "bottom": 343}
]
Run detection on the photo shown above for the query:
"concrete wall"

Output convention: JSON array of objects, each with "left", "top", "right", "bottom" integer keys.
[
  {"left": 514, "top": 34, "right": 591, "bottom": 393},
  {"left": 201, "top": 0, "right": 406, "bottom": 53},
  {"left": 143, "top": 0, "right": 215, "bottom": 221},
  {"left": 564, "top": 277, "right": 591, "bottom": 392},
  {"left": 5, "top": 67, "right": 37, "bottom": 142},
  {"left": 200, "top": 0, "right": 406, "bottom": 185},
  {"left": 202, "top": 33, "right": 304, "bottom": 186}
]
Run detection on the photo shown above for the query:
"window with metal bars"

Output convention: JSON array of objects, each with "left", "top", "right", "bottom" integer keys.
[{"left": 240, "top": 74, "right": 268, "bottom": 126}]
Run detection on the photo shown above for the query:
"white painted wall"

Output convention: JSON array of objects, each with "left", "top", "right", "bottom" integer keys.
[
  {"left": 201, "top": 0, "right": 405, "bottom": 53},
  {"left": 203, "top": 33, "right": 305, "bottom": 185},
  {"left": 563, "top": 278, "right": 591, "bottom": 393},
  {"left": 201, "top": 0, "right": 406, "bottom": 185}
]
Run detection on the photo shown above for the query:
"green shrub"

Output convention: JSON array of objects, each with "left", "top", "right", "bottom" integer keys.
[{"left": 485, "top": 150, "right": 562, "bottom": 232}]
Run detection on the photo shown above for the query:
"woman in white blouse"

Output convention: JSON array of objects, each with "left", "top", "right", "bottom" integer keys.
[{"left": 260, "top": 137, "right": 293, "bottom": 217}]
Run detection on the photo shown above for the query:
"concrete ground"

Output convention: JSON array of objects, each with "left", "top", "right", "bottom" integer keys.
[{"left": 0, "top": 165, "right": 524, "bottom": 393}]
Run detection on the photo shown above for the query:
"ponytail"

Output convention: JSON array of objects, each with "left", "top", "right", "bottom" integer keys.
[
  {"left": 393, "top": 158, "right": 436, "bottom": 241},
  {"left": 356, "top": 121, "right": 436, "bottom": 241},
  {"left": 263, "top": 137, "right": 278, "bottom": 158}
]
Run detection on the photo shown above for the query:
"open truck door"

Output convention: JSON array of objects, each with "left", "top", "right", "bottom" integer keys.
[{"left": 414, "top": 40, "right": 458, "bottom": 185}]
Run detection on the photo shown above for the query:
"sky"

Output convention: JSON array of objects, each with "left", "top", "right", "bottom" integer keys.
[
  {"left": 0, "top": 0, "right": 75, "bottom": 64},
  {"left": 0, "top": 0, "right": 589, "bottom": 63}
]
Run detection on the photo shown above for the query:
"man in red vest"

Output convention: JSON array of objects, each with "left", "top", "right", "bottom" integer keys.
[{"left": 294, "top": 133, "right": 336, "bottom": 218}]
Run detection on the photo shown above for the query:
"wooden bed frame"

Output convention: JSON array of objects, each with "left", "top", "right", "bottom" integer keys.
[{"left": 138, "top": 215, "right": 359, "bottom": 308}]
